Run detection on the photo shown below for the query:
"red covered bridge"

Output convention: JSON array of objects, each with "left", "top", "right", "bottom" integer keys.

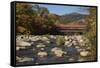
[{"left": 54, "top": 23, "right": 87, "bottom": 32}]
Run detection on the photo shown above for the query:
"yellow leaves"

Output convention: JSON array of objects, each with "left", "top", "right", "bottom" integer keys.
[
  {"left": 56, "top": 36, "right": 65, "bottom": 46},
  {"left": 84, "top": 7, "right": 97, "bottom": 60},
  {"left": 17, "top": 26, "right": 26, "bottom": 33}
]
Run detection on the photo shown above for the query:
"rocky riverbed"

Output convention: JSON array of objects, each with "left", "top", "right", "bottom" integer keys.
[{"left": 16, "top": 35, "right": 94, "bottom": 65}]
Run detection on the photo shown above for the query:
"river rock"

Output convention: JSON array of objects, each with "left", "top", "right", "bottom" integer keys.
[
  {"left": 37, "top": 51, "right": 47, "bottom": 57},
  {"left": 17, "top": 41, "right": 32, "bottom": 47},
  {"left": 64, "top": 36, "right": 68, "bottom": 40},
  {"left": 16, "top": 56, "right": 34, "bottom": 62},
  {"left": 51, "top": 47, "right": 64, "bottom": 57},
  {"left": 30, "top": 36, "right": 41, "bottom": 41},
  {"left": 64, "top": 41, "right": 70, "bottom": 46},
  {"left": 80, "top": 51, "right": 89, "bottom": 57},
  {"left": 41, "top": 37, "right": 49, "bottom": 41},
  {"left": 16, "top": 46, "right": 26, "bottom": 50},
  {"left": 36, "top": 43, "right": 46, "bottom": 48},
  {"left": 50, "top": 35, "right": 56, "bottom": 39}
]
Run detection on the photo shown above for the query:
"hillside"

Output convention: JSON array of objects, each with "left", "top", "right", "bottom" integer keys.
[{"left": 60, "top": 12, "right": 88, "bottom": 24}]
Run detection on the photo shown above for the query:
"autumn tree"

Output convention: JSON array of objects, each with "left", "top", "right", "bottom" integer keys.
[
  {"left": 85, "top": 7, "right": 97, "bottom": 60},
  {"left": 16, "top": 3, "right": 35, "bottom": 34},
  {"left": 16, "top": 3, "right": 61, "bottom": 35}
]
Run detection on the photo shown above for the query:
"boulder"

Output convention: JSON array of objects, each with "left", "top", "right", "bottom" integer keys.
[
  {"left": 16, "top": 46, "right": 26, "bottom": 50},
  {"left": 72, "top": 40, "right": 78, "bottom": 46},
  {"left": 51, "top": 47, "right": 64, "bottom": 57},
  {"left": 17, "top": 41, "right": 32, "bottom": 47},
  {"left": 36, "top": 43, "right": 46, "bottom": 48},
  {"left": 80, "top": 51, "right": 89, "bottom": 57},
  {"left": 41, "top": 37, "right": 49, "bottom": 41},
  {"left": 45, "top": 40, "right": 50, "bottom": 44},
  {"left": 16, "top": 56, "right": 34, "bottom": 62},
  {"left": 30, "top": 36, "right": 41, "bottom": 41},
  {"left": 50, "top": 35, "right": 56, "bottom": 39},
  {"left": 64, "top": 41, "right": 70, "bottom": 46},
  {"left": 37, "top": 51, "right": 48, "bottom": 57},
  {"left": 64, "top": 36, "right": 68, "bottom": 40}
]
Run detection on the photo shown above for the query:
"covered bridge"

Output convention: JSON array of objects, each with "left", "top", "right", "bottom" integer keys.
[{"left": 54, "top": 23, "right": 87, "bottom": 33}]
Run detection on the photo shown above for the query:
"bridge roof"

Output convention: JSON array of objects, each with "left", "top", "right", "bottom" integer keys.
[{"left": 55, "top": 24, "right": 87, "bottom": 30}]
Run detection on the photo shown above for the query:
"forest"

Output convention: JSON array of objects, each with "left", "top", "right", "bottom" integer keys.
[
  {"left": 16, "top": 3, "right": 61, "bottom": 35},
  {"left": 16, "top": 3, "right": 93, "bottom": 35}
]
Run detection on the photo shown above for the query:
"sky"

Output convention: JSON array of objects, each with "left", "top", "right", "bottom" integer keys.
[{"left": 38, "top": 4, "right": 90, "bottom": 15}]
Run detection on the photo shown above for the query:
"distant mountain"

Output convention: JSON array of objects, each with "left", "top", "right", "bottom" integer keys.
[{"left": 60, "top": 12, "right": 88, "bottom": 24}]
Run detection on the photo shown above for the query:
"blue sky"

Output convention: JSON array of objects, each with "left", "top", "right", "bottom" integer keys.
[{"left": 38, "top": 4, "right": 89, "bottom": 15}]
